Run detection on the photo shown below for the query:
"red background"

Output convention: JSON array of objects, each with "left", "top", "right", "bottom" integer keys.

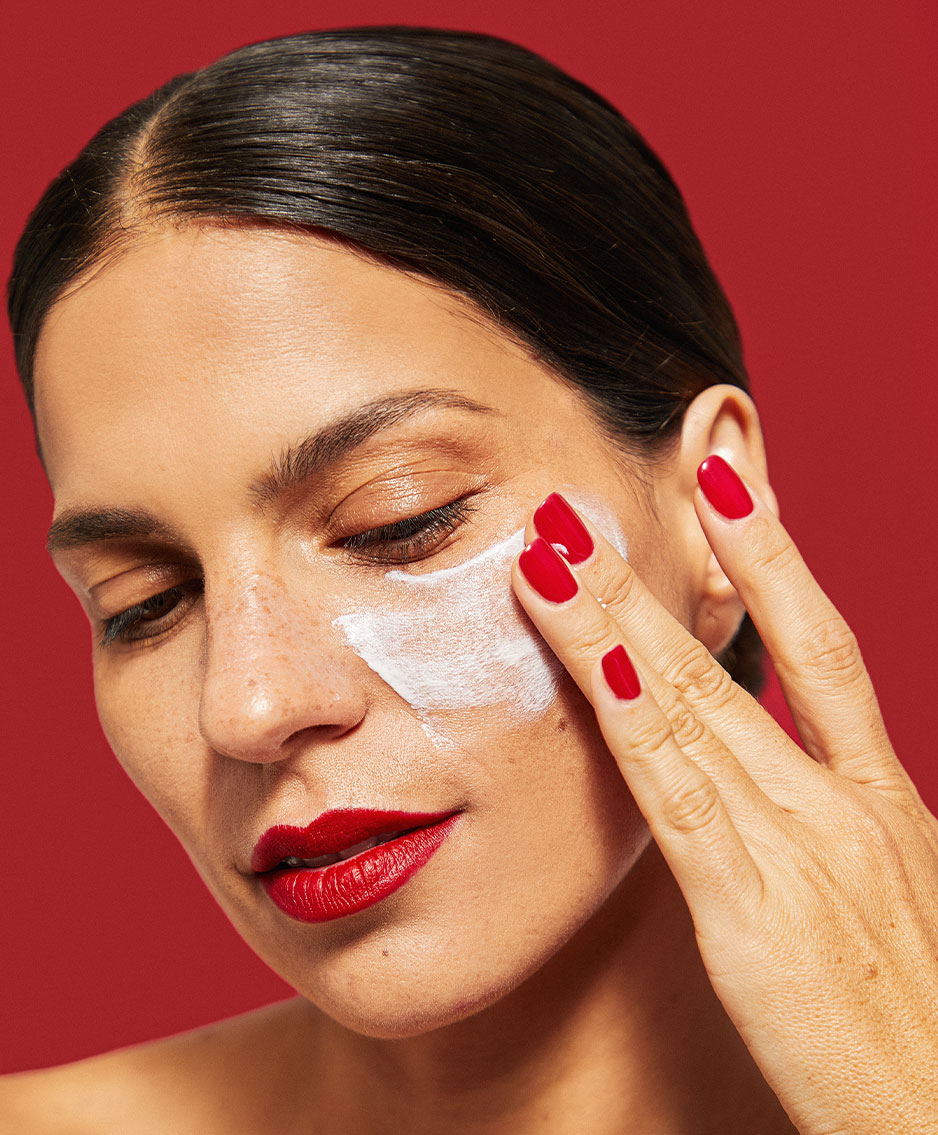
[{"left": 1, "top": 0, "right": 935, "bottom": 1073}]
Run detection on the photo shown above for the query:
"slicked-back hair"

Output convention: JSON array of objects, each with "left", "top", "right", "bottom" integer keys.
[{"left": 6, "top": 25, "right": 765, "bottom": 694}]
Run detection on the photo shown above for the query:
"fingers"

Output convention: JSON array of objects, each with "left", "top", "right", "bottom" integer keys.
[
  {"left": 692, "top": 456, "right": 908, "bottom": 793},
  {"left": 511, "top": 537, "right": 785, "bottom": 841},
  {"left": 590, "top": 644, "right": 767, "bottom": 922},
  {"left": 527, "top": 492, "right": 821, "bottom": 813},
  {"left": 509, "top": 533, "right": 771, "bottom": 919}
]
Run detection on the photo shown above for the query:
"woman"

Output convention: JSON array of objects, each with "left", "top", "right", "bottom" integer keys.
[{"left": 3, "top": 25, "right": 936, "bottom": 1133}]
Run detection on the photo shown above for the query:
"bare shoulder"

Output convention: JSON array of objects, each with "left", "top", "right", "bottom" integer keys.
[{"left": 0, "top": 998, "right": 316, "bottom": 1135}]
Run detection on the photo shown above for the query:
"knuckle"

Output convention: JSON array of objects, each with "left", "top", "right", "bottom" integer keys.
[
  {"left": 566, "top": 620, "right": 618, "bottom": 662},
  {"left": 803, "top": 617, "right": 864, "bottom": 681},
  {"left": 626, "top": 712, "right": 677, "bottom": 762},
  {"left": 607, "top": 559, "right": 643, "bottom": 604},
  {"left": 826, "top": 785, "right": 903, "bottom": 866},
  {"left": 602, "top": 560, "right": 646, "bottom": 617},
  {"left": 849, "top": 798, "right": 898, "bottom": 855},
  {"left": 667, "top": 639, "right": 736, "bottom": 709},
  {"left": 662, "top": 696, "right": 709, "bottom": 749},
  {"left": 664, "top": 777, "right": 723, "bottom": 836}
]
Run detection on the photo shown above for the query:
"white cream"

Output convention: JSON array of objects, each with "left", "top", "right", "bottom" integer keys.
[{"left": 332, "top": 493, "right": 629, "bottom": 744}]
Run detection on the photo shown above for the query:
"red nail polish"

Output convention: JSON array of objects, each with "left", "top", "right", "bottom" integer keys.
[
  {"left": 601, "top": 645, "right": 641, "bottom": 700},
  {"left": 696, "top": 455, "right": 753, "bottom": 519},
  {"left": 533, "top": 493, "right": 595, "bottom": 564},
  {"left": 519, "top": 537, "right": 578, "bottom": 603}
]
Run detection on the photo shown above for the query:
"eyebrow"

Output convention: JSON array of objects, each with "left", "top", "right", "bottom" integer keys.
[{"left": 46, "top": 387, "right": 499, "bottom": 554}]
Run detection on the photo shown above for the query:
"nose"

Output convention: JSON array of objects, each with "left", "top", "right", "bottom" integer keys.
[{"left": 198, "top": 564, "right": 368, "bottom": 764}]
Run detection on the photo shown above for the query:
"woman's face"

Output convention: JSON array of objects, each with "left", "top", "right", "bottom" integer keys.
[{"left": 34, "top": 226, "right": 691, "bottom": 1038}]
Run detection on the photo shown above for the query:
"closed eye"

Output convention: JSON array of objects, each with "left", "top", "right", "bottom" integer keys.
[
  {"left": 98, "top": 495, "right": 479, "bottom": 647},
  {"left": 337, "top": 495, "right": 478, "bottom": 565},
  {"left": 99, "top": 582, "right": 203, "bottom": 648}
]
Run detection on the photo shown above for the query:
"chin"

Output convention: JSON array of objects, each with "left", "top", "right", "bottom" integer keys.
[
  {"left": 301, "top": 966, "right": 530, "bottom": 1040},
  {"left": 218, "top": 803, "right": 654, "bottom": 1041},
  {"left": 275, "top": 875, "right": 634, "bottom": 1041}
]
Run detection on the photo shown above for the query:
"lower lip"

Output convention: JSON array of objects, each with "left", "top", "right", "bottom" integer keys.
[{"left": 259, "top": 813, "right": 461, "bottom": 923}]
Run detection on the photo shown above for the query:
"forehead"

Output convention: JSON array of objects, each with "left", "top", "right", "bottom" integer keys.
[{"left": 33, "top": 225, "right": 572, "bottom": 499}]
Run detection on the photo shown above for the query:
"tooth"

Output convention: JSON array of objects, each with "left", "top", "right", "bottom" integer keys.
[
  {"left": 280, "top": 830, "right": 410, "bottom": 871},
  {"left": 337, "top": 835, "right": 381, "bottom": 861}
]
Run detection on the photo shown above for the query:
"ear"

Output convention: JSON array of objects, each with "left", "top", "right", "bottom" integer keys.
[{"left": 667, "top": 384, "right": 779, "bottom": 653}]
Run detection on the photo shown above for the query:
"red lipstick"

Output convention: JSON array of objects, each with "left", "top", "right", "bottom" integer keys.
[{"left": 252, "top": 808, "right": 461, "bottom": 923}]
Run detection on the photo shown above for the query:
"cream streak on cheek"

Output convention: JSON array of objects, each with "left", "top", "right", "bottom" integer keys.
[
  {"left": 335, "top": 527, "right": 554, "bottom": 719},
  {"left": 332, "top": 496, "right": 630, "bottom": 741}
]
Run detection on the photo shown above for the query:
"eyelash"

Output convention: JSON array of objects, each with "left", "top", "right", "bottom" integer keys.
[
  {"left": 98, "top": 496, "right": 478, "bottom": 648},
  {"left": 339, "top": 497, "right": 477, "bottom": 564}
]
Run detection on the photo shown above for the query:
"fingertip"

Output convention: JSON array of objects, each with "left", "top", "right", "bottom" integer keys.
[
  {"left": 533, "top": 492, "right": 596, "bottom": 565},
  {"left": 696, "top": 455, "right": 755, "bottom": 521},
  {"left": 600, "top": 644, "right": 642, "bottom": 701}
]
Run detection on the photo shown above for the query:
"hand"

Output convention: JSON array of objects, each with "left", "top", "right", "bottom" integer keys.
[{"left": 510, "top": 459, "right": 938, "bottom": 1135}]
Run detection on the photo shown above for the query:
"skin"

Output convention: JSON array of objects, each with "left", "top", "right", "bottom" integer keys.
[{"left": 4, "top": 223, "right": 936, "bottom": 1132}]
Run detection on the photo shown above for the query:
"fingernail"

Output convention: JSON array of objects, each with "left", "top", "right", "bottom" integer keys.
[
  {"left": 519, "top": 537, "right": 578, "bottom": 603},
  {"left": 533, "top": 493, "right": 595, "bottom": 564},
  {"left": 697, "top": 455, "right": 753, "bottom": 519},
  {"left": 601, "top": 645, "right": 641, "bottom": 700}
]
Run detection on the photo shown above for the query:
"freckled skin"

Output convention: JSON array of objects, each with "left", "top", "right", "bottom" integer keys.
[
  {"left": 31, "top": 225, "right": 791, "bottom": 1133},
  {"left": 36, "top": 225, "right": 660, "bottom": 1028}
]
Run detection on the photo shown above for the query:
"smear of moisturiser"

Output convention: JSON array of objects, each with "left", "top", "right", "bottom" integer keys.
[{"left": 332, "top": 493, "right": 629, "bottom": 742}]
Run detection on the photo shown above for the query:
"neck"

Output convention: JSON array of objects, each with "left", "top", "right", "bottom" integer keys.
[{"left": 289, "top": 843, "right": 794, "bottom": 1135}]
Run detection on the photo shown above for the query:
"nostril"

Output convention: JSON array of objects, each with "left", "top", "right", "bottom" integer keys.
[{"left": 281, "top": 714, "right": 366, "bottom": 750}]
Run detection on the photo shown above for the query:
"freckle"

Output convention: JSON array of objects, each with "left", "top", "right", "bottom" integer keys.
[{"left": 382, "top": 950, "right": 389, "bottom": 957}]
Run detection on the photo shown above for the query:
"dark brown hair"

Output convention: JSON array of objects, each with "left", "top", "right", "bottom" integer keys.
[{"left": 6, "top": 25, "right": 765, "bottom": 694}]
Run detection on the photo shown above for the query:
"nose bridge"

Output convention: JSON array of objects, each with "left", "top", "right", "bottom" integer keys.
[{"left": 198, "top": 555, "right": 365, "bottom": 762}]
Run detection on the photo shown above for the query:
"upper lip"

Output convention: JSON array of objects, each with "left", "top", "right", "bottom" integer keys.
[{"left": 250, "top": 808, "right": 460, "bottom": 874}]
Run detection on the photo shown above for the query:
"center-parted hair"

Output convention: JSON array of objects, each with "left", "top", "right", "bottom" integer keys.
[{"left": 5, "top": 25, "right": 765, "bottom": 693}]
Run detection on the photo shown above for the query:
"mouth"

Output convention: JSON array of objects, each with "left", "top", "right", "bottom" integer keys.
[
  {"left": 251, "top": 808, "right": 462, "bottom": 922},
  {"left": 277, "top": 827, "right": 422, "bottom": 870},
  {"left": 251, "top": 807, "right": 460, "bottom": 875}
]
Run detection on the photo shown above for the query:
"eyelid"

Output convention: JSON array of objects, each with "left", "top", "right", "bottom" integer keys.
[
  {"left": 98, "top": 492, "right": 482, "bottom": 647},
  {"left": 88, "top": 560, "right": 191, "bottom": 607},
  {"left": 98, "top": 581, "right": 203, "bottom": 649},
  {"left": 335, "top": 495, "right": 479, "bottom": 565},
  {"left": 341, "top": 498, "right": 473, "bottom": 547}
]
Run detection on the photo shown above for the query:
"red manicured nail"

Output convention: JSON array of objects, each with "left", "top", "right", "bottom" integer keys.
[
  {"left": 697, "top": 455, "right": 753, "bottom": 519},
  {"left": 519, "top": 537, "right": 578, "bottom": 603},
  {"left": 533, "top": 493, "right": 595, "bottom": 564},
  {"left": 601, "top": 645, "right": 641, "bottom": 700}
]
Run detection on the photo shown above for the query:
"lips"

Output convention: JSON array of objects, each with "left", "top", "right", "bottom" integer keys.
[{"left": 251, "top": 808, "right": 461, "bottom": 922}]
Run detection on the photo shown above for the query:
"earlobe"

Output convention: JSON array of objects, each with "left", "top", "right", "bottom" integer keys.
[{"left": 694, "top": 549, "right": 746, "bottom": 653}]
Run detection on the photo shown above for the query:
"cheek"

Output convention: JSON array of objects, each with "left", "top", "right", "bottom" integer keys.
[
  {"left": 93, "top": 654, "right": 203, "bottom": 838},
  {"left": 329, "top": 494, "right": 650, "bottom": 918},
  {"left": 334, "top": 492, "right": 632, "bottom": 745},
  {"left": 484, "top": 684, "right": 649, "bottom": 873},
  {"left": 334, "top": 527, "right": 560, "bottom": 744}
]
